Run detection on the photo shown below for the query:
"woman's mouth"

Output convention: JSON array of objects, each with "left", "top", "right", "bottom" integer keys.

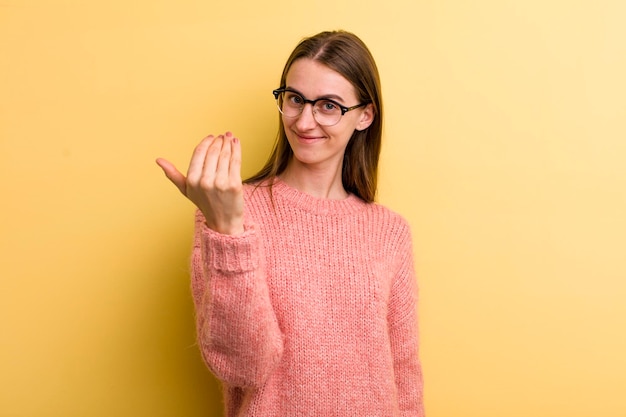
[{"left": 294, "top": 132, "right": 325, "bottom": 143}]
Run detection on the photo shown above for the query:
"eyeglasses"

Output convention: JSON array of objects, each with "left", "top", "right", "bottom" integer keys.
[{"left": 272, "top": 87, "right": 368, "bottom": 127}]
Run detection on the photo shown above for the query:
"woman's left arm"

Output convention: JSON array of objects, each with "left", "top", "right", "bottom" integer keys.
[{"left": 388, "top": 222, "right": 425, "bottom": 417}]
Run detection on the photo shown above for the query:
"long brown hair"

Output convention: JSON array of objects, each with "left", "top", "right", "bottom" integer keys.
[{"left": 245, "top": 30, "right": 383, "bottom": 203}]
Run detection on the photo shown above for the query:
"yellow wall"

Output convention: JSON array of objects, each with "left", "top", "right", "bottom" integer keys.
[{"left": 1, "top": 1, "right": 625, "bottom": 416}]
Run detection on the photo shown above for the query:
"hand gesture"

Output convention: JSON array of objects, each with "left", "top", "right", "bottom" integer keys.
[{"left": 156, "top": 132, "right": 244, "bottom": 235}]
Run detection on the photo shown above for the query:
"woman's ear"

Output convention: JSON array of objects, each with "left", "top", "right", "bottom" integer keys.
[{"left": 356, "top": 103, "right": 375, "bottom": 131}]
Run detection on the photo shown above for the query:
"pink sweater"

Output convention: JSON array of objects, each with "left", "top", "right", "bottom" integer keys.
[{"left": 190, "top": 179, "right": 424, "bottom": 416}]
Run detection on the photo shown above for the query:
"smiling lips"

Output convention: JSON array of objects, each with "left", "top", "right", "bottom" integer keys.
[{"left": 294, "top": 132, "right": 326, "bottom": 143}]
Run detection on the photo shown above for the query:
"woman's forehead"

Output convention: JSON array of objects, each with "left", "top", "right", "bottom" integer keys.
[{"left": 285, "top": 59, "right": 357, "bottom": 101}]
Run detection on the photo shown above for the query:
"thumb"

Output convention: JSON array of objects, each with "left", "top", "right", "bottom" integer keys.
[{"left": 156, "top": 158, "right": 187, "bottom": 196}]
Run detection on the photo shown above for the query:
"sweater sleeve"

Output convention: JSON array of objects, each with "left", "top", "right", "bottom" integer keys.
[
  {"left": 190, "top": 210, "right": 284, "bottom": 388},
  {"left": 388, "top": 221, "right": 425, "bottom": 417}
]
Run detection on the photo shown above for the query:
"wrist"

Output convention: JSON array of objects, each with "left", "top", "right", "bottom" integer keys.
[{"left": 204, "top": 216, "right": 245, "bottom": 236}]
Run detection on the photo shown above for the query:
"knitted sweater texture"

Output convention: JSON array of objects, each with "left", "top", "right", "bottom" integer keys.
[{"left": 191, "top": 179, "right": 424, "bottom": 416}]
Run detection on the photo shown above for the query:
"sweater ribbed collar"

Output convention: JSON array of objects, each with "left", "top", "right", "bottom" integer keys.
[{"left": 271, "top": 177, "right": 369, "bottom": 217}]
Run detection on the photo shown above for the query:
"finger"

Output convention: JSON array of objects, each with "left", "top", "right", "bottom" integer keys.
[
  {"left": 229, "top": 134, "right": 242, "bottom": 183},
  {"left": 214, "top": 133, "right": 233, "bottom": 186},
  {"left": 187, "top": 135, "right": 215, "bottom": 185},
  {"left": 156, "top": 158, "right": 187, "bottom": 196},
  {"left": 200, "top": 135, "right": 224, "bottom": 185}
]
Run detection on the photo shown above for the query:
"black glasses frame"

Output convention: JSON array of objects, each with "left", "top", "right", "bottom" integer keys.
[{"left": 272, "top": 87, "right": 368, "bottom": 116}]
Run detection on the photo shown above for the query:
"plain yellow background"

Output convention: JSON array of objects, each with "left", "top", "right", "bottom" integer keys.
[{"left": 2, "top": 0, "right": 625, "bottom": 416}]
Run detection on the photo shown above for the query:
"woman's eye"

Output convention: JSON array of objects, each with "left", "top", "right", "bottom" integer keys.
[
  {"left": 320, "top": 101, "right": 338, "bottom": 112},
  {"left": 286, "top": 93, "right": 304, "bottom": 105}
]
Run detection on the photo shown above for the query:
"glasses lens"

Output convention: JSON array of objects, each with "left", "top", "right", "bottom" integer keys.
[
  {"left": 277, "top": 91, "right": 303, "bottom": 117},
  {"left": 275, "top": 91, "right": 342, "bottom": 126},
  {"left": 313, "top": 100, "right": 342, "bottom": 126}
]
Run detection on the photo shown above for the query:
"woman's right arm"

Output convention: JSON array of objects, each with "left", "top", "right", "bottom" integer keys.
[
  {"left": 191, "top": 210, "right": 284, "bottom": 388},
  {"left": 157, "top": 133, "right": 284, "bottom": 387}
]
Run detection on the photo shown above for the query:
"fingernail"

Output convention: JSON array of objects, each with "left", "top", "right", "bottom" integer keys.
[
  {"left": 233, "top": 137, "right": 239, "bottom": 144},
  {"left": 225, "top": 131, "right": 232, "bottom": 137}
]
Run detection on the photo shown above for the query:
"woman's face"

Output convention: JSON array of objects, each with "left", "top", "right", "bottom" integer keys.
[{"left": 282, "top": 58, "right": 373, "bottom": 174}]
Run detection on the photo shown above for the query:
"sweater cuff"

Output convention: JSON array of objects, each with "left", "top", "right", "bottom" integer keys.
[{"left": 200, "top": 221, "right": 259, "bottom": 273}]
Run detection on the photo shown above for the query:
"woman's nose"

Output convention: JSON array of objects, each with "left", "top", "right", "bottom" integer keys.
[{"left": 295, "top": 103, "right": 318, "bottom": 129}]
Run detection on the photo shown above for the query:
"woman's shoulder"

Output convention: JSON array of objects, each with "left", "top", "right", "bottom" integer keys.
[
  {"left": 366, "top": 201, "right": 411, "bottom": 228},
  {"left": 353, "top": 201, "right": 413, "bottom": 246},
  {"left": 241, "top": 181, "right": 278, "bottom": 215},
  {"left": 242, "top": 180, "right": 273, "bottom": 201}
]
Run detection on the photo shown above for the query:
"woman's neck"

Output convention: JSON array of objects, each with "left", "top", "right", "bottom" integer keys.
[{"left": 280, "top": 160, "right": 348, "bottom": 200}]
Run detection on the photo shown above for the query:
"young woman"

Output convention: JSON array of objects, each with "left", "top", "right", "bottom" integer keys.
[{"left": 157, "top": 30, "right": 425, "bottom": 417}]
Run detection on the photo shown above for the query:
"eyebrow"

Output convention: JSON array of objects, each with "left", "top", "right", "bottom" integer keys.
[{"left": 284, "top": 86, "right": 346, "bottom": 103}]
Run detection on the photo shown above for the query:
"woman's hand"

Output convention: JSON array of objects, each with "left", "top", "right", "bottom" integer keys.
[{"left": 156, "top": 132, "right": 244, "bottom": 235}]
